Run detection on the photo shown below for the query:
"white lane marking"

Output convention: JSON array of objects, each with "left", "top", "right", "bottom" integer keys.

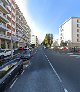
[
  {"left": 44, "top": 53, "right": 68, "bottom": 92},
  {"left": 21, "top": 70, "right": 24, "bottom": 75},
  {"left": 48, "top": 59, "right": 50, "bottom": 62},
  {"left": 64, "top": 88, "right": 68, "bottom": 92},
  {"left": 46, "top": 57, "right": 48, "bottom": 60},
  {"left": 44, "top": 54, "right": 62, "bottom": 82},
  {"left": 48, "top": 61, "right": 62, "bottom": 83},
  {"left": 76, "top": 55, "right": 80, "bottom": 58},
  {"left": 10, "top": 78, "right": 18, "bottom": 88},
  {"left": 45, "top": 55, "right": 47, "bottom": 58},
  {"left": 67, "top": 53, "right": 73, "bottom": 54},
  {"left": 70, "top": 55, "right": 79, "bottom": 57}
]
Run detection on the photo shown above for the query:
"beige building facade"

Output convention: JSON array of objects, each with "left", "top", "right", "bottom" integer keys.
[
  {"left": 0, "top": 0, "right": 31, "bottom": 49},
  {"left": 59, "top": 17, "right": 80, "bottom": 47},
  {"left": 0, "top": 0, "right": 10, "bottom": 49},
  {"left": 16, "top": 4, "right": 31, "bottom": 47}
]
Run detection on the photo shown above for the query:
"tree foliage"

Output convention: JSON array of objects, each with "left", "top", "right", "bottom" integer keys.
[{"left": 42, "top": 33, "right": 53, "bottom": 47}]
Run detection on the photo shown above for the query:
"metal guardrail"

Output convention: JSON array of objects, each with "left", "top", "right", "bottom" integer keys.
[
  {"left": 0, "top": 57, "right": 23, "bottom": 92},
  {"left": 0, "top": 49, "right": 33, "bottom": 91},
  {"left": 0, "top": 58, "right": 19, "bottom": 70}
]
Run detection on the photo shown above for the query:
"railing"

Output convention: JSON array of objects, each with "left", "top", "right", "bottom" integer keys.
[
  {"left": 0, "top": 22, "right": 9, "bottom": 31},
  {"left": 0, "top": 13, "right": 9, "bottom": 22},
  {"left": 12, "top": 10, "right": 15, "bottom": 16},
  {"left": 5, "top": 0, "right": 8, "bottom": 4},
  {"left": 0, "top": 22, "right": 6, "bottom": 27},
  {"left": 0, "top": 34, "right": 11, "bottom": 40},
  {"left": 7, "top": 6, "right": 11, "bottom": 11},
  {"left": 0, "top": 1, "right": 9, "bottom": 13},
  {"left": 12, "top": 24, "right": 15, "bottom": 29},
  {"left": 0, "top": 57, "right": 23, "bottom": 91}
]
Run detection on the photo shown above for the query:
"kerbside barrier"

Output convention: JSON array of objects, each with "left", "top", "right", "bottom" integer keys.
[{"left": 0, "top": 58, "right": 23, "bottom": 92}]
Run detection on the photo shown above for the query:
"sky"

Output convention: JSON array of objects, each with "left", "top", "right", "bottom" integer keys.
[{"left": 15, "top": 0, "right": 80, "bottom": 43}]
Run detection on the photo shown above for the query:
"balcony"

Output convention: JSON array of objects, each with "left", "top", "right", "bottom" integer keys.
[
  {"left": 7, "top": 14, "right": 11, "bottom": 18},
  {"left": 12, "top": 10, "right": 15, "bottom": 16},
  {"left": 0, "top": 13, "right": 9, "bottom": 23},
  {"left": 12, "top": 35, "right": 19, "bottom": 42},
  {"left": 12, "top": 3, "right": 15, "bottom": 9},
  {"left": 0, "top": 34, "right": 11, "bottom": 40},
  {"left": 16, "top": 33, "right": 23, "bottom": 38},
  {"left": 12, "top": 17, "right": 15, "bottom": 22},
  {"left": 16, "top": 21, "right": 23, "bottom": 29},
  {"left": 12, "top": 24, "right": 15, "bottom": 29},
  {"left": 0, "top": 1, "right": 9, "bottom": 14},
  {"left": 0, "top": 22, "right": 9, "bottom": 31},
  {"left": 2, "top": 0, "right": 8, "bottom": 5},
  {"left": 7, "top": 6, "right": 11, "bottom": 11}
]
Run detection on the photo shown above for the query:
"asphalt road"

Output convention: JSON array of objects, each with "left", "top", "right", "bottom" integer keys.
[
  {"left": 44, "top": 48, "right": 80, "bottom": 92},
  {"left": 6, "top": 47, "right": 65, "bottom": 92}
]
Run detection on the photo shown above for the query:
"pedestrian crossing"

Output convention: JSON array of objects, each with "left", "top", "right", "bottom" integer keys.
[{"left": 67, "top": 53, "right": 80, "bottom": 58}]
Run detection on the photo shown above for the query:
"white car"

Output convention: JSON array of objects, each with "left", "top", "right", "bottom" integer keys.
[{"left": 0, "top": 49, "right": 14, "bottom": 58}]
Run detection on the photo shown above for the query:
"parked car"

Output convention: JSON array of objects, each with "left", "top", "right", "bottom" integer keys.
[
  {"left": 24, "top": 47, "right": 29, "bottom": 50},
  {"left": 20, "top": 49, "right": 31, "bottom": 61},
  {"left": 18, "top": 47, "right": 24, "bottom": 50},
  {"left": 0, "top": 49, "right": 14, "bottom": 58}
]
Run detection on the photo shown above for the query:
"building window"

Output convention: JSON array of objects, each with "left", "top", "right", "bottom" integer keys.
[
  {"left": 77, "top": 24, "right": 79, "bottom": 27},
  {"left": 7, "top": 32, "right": 11, "bottom": 36},
  {"left": 77, "top": 29, "right": 79, "bottom": 32},
  {"left": 77, "top": 20, "right": 79, "bottom": 23},
  {"left": 77, "top": 34, "right": 79, "bottom": 37},
  {"left": 77, "top": 39, "right": 79, "bottom": 42},
  {"left": 77, "top": 19, "right": 80, "bottom": 23}
]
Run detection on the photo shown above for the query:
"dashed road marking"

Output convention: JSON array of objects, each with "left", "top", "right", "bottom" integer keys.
[
  {"left": 10, "top": 78, "right": 18, "bottom": 89},
  {"left": 76, "top": 56, "right": 80, "bottom": 58},
  {"left": 67, "top": 53, "right": 73, "bottom": 55},
  {"left": 46, "top": 57, "right": 48, "bottom": 60},
  {"left": 45, "top": 55, "right": 47, "bottom": 58},
  {"left": 21, "top": 70, "right": 24, "bottom": 75},
  {"left": 44, "top": 53, "right": 62, "bottom": 83},
  {"left": 48, "top": 61, "right": 62, "bottom": 83},
  {"left": 48, "top": 59, "right": 50, "bottom": 62},
  {"left": 44, "top": 53, "right": 68, "bottom": 92},
  {"left": 70, "top": 55, "right": 79, "bottom": 57},
  {"left": 64, "top": 88, "right": 68, "bottom": 92}
]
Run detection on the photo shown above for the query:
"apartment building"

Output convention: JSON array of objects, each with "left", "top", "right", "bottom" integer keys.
[
  {"left": 0, "top": 0, "right": 10, "bottom": 49},
  {"left": 31, "top": 35, "right": 39, "bottom": 47},
  {"left": 0, "top": 0, "right": 31, "bottom": 49},
  {"left": 0, "top": 0, "right": 18, "bottom": 49},
  {"left": 59, "top": 17, "right": 80, "bottom": 47},
  {"left": 16, "top": 4, "right": 31, "bottom": 47},
  {"left": 7, "top": 0, "right": 18, "bottom": 48}
]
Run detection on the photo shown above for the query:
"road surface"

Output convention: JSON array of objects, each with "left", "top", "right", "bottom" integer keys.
[
  {"left": 44, "top": 48, "right": 80, "bottom": 92},
  {"left": 6, "top": 47, "right": 65, "bottom": 92},
  {"left": 6, "top": 46, "right": 80, "bottom": 92}
]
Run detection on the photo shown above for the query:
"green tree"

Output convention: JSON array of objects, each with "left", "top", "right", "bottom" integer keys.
[{"left": 42, "top": 33, "right": 53, "bottom": 47}]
